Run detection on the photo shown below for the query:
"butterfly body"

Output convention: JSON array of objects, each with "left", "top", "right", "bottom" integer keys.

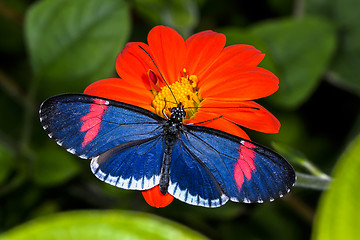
[
  {"left": 40, "top": 93, "right": 296, "bottom": 208},
  {"left": 159, "top": 106, "right": 186, "bottom": 195},
  {"left": 159, "top": 109, "right": 182, "bottom": 195}
]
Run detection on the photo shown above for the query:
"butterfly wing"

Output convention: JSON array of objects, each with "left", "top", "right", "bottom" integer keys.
[
  {"left": 39, "top": 93, "right": 166, "bottom": 190},
  {"left": 40, "top": 93, "right": 165, "bottom": 159},
  {"left": 168, "top": 140, "right": 229, "bottom": 207},
  {"left": 168, "top": 125, "right": 296, "bottom": 207},
  {"left": 40, "top": 94, "right": 295, "bottom": 204},
  {"left": 90, "top": 135, "right": 165, "bottom": 190}
]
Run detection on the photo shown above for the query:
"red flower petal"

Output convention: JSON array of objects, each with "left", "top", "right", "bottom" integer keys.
[
  {"left": 185, "top": 111, "right": 250, "bottom": 140},
  {"left": 199, "top": 44, "right": 265, "bottom": 87},
  {"left": 184, "top": 30, "right": 226, "bottom": 78},
  {"left": 200, "top": 99, "right": 280, "bottom": 133},
  {"left": 84, "top": 78, "right": 154, "bottom": 112},
  {"left": 148, "top": 26, "right": 186, "bottom": 85},
  {"left": 199, "top": 66, "right": 279, "bottom": 101},
  {"left": 142, "top": 185, "right": 174, "bottom": 208},
  {"left": 116, "top": 42, "right": 156, "bottom": 91}
]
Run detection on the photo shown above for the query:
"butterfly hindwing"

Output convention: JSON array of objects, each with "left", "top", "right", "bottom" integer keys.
[
  {"left": 172, "top": 125, "right": 296, "bottom": 206},
  {"left": 90, "top": 135, "right": 165, "bottom": 191},
  {"left": 39, "top": 94, "right": 165, "bottom": 159},
  {"left": 168, "top": 140, "right": 229, "bottom": 207}
]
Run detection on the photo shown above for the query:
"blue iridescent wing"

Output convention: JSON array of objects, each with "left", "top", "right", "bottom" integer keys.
[
  {"left": 168, "top": 140, "right": 229, "bottom": 207},
  {"left": 90, "top": 135, "right": 165, "bottom": 190},
  {"left": 39, "top": 93, "right": 166, "bottom": 190},
  {"left": 168, "top": 125, "right": 296, "bottom": 207},
  {"left": 40, "top": 93, "right": 165, "bottom": 159}
]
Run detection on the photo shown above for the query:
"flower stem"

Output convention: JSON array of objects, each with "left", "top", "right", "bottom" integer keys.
[{"left": 295, "top": 172, "right": 332, "bottom": 190}]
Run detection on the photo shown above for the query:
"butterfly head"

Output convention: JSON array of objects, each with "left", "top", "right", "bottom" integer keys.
[{"left": 170, "top": 105, "right": 186, "bottom": 122}]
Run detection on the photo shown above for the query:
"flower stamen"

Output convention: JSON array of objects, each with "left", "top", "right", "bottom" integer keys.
[{"left": 152, "top": 68, "right": 201, "bottom": 119}]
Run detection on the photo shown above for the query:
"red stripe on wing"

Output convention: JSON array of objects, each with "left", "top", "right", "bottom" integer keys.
[
  {"left": 234, "top": 142, "right": 256, "bottom": 190},
  {"left": 80, "top": 99, "right": 108, "bottom": 147}
]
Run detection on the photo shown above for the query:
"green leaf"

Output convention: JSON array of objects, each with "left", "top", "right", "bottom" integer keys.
[
  {"left": 306, "top": 0, "right": 360, "bottom": 95},
  {"left": 134, "top": 0, "right": 199, "bottom": 37},
  {"left": 329, "top": 29, "right": 360, "bottom": 95},
  {"left": 312, "top": 134, "right": 360, "bottom": 240},
  {"left": 25, "top": 0, "right": 131, "bottom": 95},
  {"left": 0, "top": 210, "right": 208, "bottom": 240},
  {"left": 251, "top": 17, "right": 336, "bottom": 109},
  {"left": 33, "top": 144, "right": 80, "bottom": 186}
]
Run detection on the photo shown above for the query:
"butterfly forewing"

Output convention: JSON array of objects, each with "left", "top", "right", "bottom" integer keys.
[
  {"left": 177, "top": 125, "right": 296, "bottom": 205},
  {"left": 39, "top": 94, "right": 165, "bottom": 159}
]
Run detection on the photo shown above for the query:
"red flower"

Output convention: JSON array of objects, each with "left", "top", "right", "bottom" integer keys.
[{"left": 84, "top": 26, "right": 280, "bottom": 208}]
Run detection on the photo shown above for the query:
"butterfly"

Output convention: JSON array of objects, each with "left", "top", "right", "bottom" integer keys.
[{"left": 39, "top": 93, "right": 296, "bottom": 207}]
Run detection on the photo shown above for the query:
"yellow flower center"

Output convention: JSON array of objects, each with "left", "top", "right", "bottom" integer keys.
[{"left": 152, "top": 69, "right": 201, "bottom": 119}]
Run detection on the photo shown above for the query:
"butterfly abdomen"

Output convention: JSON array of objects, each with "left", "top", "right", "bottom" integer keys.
[
  {"left": 159, "top": 124, "right": 179, "bottom": 195},
  {"left": 159, "top": 144, "right": 172, "bottom": 195}
]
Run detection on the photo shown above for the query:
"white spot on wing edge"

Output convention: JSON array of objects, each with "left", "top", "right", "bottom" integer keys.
[
  {"left": 106, "top": 174, "right": 119, "bottom": 185},
  {"left": 90, "top": 157, "right": 160, "bottom": 190},
  {"left": 66, "top": 148, "right": 76, "bottom": 154},
  {"left": 168, "top": 181, "right": 229, "bottom": 208},
  {"left": 90, "top": 156, "right": 99, "bottom": 172},
  {"left": 116, "top": 175, "right": 160, "bottom": 190},
  {"left": 56, "top": 140, "right": 63, "bottom": 147},
  {"left": 96, "top": 169, "right": 107, "bottom": 181},
  {"left": 79, "top": 154, "right": 88, "bottom": 159}
]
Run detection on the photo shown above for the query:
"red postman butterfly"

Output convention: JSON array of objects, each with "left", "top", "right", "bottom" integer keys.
[{"left": 39, "top": 92, "right": 296, "bottom": 207}]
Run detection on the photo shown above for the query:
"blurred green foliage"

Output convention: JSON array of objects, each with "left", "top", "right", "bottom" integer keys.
[
  {"left": 0, "top": 210, "right": 207, "bottom": 240},
  {"left": 312, "top": 134, "right": 360, "bottom": 240},
  {"left": 26, "top": 0, "right": 130, "bottom": 96},
  {"left": 0, "top": 0, "right": 359, "bottom": 239}
]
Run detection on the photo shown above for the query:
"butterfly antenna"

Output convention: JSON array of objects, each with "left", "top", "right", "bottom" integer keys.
[
  {"left": 185, "top": 106, "right": 260, "bottom": 126},
  {"left": 187, "top": 115, "right": 223, "bottom": 126},
  {"left": 138, "top": 45, "right": 178, "bottom": 105},
  {"left": 184, "top": 106, "right": 261, "bottom": 111}
]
